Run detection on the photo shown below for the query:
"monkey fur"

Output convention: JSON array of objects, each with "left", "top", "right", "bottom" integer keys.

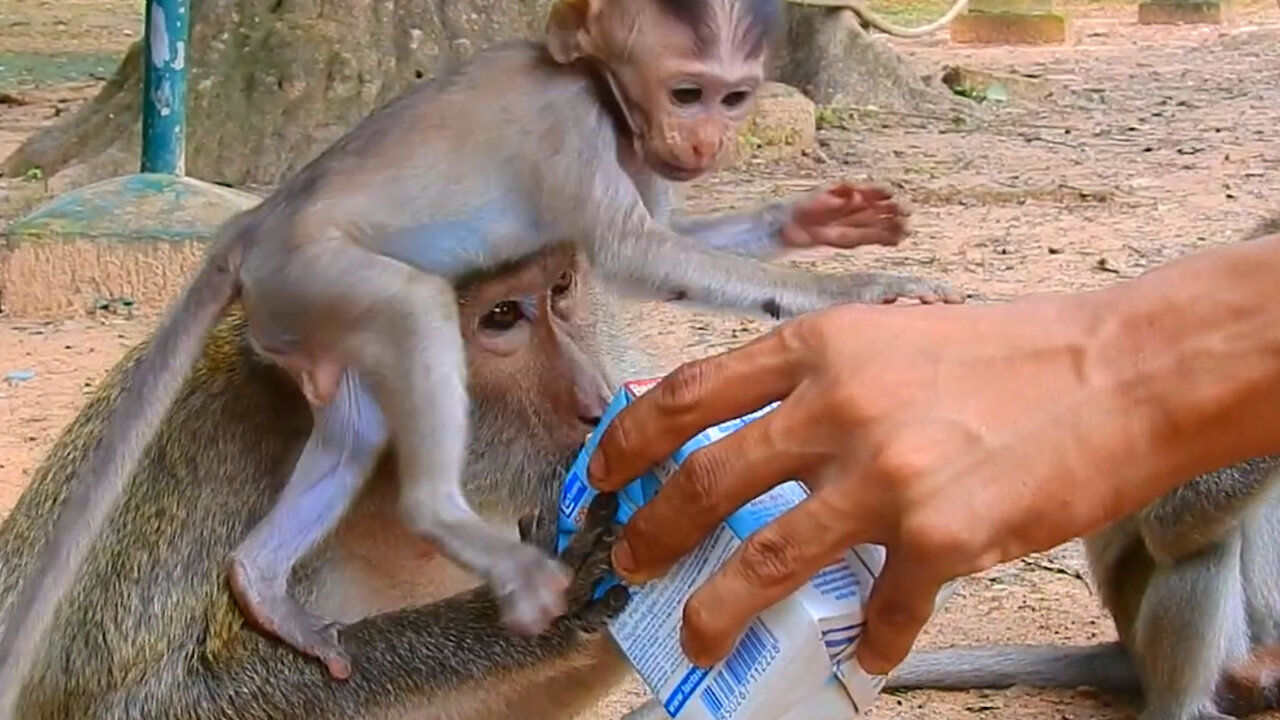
[
  {"left": 0, "top": 0, "right": 969, "bottom": 699},
  {"left": 0, "top": 247, "right": 647, "bottom": 720}
]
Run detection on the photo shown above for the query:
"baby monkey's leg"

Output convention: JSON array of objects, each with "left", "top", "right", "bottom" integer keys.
[
  {"left": 344, "top": 250, "right": 572, "bottom": 637},
  {"left": 228, "top": 367, "right": 387, "bottom": 680}
]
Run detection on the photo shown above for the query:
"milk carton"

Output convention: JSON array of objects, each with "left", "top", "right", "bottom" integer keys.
[{"left": 557, "top": 378, "right": 955, "bottom": 720}]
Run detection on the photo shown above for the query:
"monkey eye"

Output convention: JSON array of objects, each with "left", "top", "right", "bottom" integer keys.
[
  {"left": 670, "top": 86, "right": 704, "bottom": 107},
  {"left": 722, "top": 90, "right": 752, "bottom": 109},
  {"left": 480, "top": 300, "right": 525, "bottom": 331},
  {"left": 551, "top": 270, "right": 575, "bottom": 297}
]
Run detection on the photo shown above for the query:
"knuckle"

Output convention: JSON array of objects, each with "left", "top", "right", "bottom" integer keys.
[
  {"left": 871, "top": 435, "right": 937, "bottom": 485},
  {"left": 601, "top": 412, "right": 636, "bottom": 458},
  {"left": 676, "top": 448, "right": 728, "bottom": 512},
  {"left": 659, "top": 360, "right": 713, "bottom": 416},
  {"left": 898, "top": 513, "right": 983, "bottom": 572},
  {"left": 736, "top": 528, "right": 805, "bottom": 588},
  {"left": 774, "top": 318, "right": 820, "bottom": 362},
  {"left": 826, "top": 385, "right": 873, "bottom": 428}
]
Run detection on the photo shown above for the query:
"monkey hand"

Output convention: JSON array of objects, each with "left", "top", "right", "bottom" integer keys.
[
  {"left": 518, "top": 491, "right": 630, "bottom": 636},
  {"left": 781, "top": 183, "right": 910, "bottom": 251}
]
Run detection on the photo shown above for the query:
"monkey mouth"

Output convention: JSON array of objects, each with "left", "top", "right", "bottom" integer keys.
[{"left": 653, "top": 159, "right": 708, "bottom": 182}]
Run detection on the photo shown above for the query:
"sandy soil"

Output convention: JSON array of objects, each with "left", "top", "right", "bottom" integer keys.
[{"left": 3, "top": 1, "right": 1280, "bottom": 718}]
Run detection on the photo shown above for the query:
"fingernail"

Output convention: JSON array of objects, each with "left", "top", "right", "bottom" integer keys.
[
  {"left": 680, "top": 625, "right": 716, "bottom": 669},
  {"left": 588, "top": 450, "right": 607, "bottom": 487},
  {"left": 612, "top": 537, "right": 635, "bottom": 576}
]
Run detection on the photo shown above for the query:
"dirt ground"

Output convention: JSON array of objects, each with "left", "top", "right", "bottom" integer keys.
[{"left": 3, "top": 1, "right": 1280, "bottom": 718}]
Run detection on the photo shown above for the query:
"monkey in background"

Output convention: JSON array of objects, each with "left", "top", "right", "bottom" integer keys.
[
  {"left": 0, "top": 245, "right": 651, "bottom": 720},
  {"left": 884, "top": 457, "right": 1280, "bottom": 720},
  {"left": 0, "top": 0, "right": 969, "bottom": 700},
  {"left": 884, "top": 218, "right": 1280, "bottom": 720}
]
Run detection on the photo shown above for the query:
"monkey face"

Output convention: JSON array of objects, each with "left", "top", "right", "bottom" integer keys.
[
  {"left": 615, "top": 10, "right": 765, "bottom": 180},
  {"left": 551, "top": 0, "right": 768, "bottom": 181},
  {"left": 458, "top": 245, "right": 611, "bottom": 454},
  {"left": 638, "top": 64, "right": 761, "bottom": 181}
]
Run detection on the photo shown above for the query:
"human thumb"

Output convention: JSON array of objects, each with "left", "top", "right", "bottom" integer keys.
[{"left": 854, "top": 557, "right": 940, "bottom": 676}]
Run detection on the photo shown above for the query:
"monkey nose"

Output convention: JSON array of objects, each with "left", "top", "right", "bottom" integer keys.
[{"left": 692, "top": 140, "right": 719, "bottom": 162}]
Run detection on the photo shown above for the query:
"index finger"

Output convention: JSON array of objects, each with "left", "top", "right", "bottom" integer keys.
[{"left": 587, "top": 328, "right": 803, "bottom": 491}]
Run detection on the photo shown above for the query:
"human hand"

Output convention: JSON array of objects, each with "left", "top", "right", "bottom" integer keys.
[
  {"left": 780, "top": 182, "right": 909, "bottom": 250},
  {"left": 586, "top": 295, "right": 1161, "bottom": 675}
]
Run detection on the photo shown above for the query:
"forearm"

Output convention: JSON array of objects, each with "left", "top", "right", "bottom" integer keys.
[
  {"left": 1068, "top": 233, "right": 1280, "bottom": 531},
  {"left": 669, "top": 202, "right": 792, "bottom": 259}
]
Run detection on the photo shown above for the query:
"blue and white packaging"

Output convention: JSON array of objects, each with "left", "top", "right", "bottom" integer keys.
[{"left": 558, "top": 378, "right": 955, "bottom": 720}]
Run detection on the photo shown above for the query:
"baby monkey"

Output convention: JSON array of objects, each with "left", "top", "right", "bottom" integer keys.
[{"left": 0, "top": 0, "right": 965, "bottom": 696}]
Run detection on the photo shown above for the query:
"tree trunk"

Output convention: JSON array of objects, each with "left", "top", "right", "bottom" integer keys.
[
  {"left": 3, "top": 0, "right": 971, "bottom": 189},
  {"left": 3, "top": 0, "right": 554, "bottom": 188},
  {"left": 771, "top": 5, "right": 975, "bottom": 116}
]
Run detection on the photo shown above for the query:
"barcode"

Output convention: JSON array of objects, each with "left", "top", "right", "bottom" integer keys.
[{"left": 698, "top": 619, "right": 780, "bottom": 719}]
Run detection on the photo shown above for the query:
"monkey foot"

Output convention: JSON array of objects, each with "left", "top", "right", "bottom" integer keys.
[
  {"left": 491, "top": 544, "right": 573, "bottom": 637},
  {"left": 873, "top": 277, "right": 967, "bottom": 306},
  {"left": 815, "top": 273, "right": 966, "bottom": 311},
  {"left": 227, "top": 557, "right": 353, "bottom": 680}
]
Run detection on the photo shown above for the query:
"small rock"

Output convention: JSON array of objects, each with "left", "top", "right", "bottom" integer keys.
[
  {"left": 5, "top": 370, "right": 36, "bottom": 386},
  {"left": 1047, "top": 245, "right": 1065, "bottom": 254},
  {"left": 1095, "top": 256, "right": 1123, "bottom": 274}
]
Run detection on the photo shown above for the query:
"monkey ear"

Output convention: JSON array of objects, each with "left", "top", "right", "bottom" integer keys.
[{"left": 547, "top": 0, "right": 597, "bottom": 64}]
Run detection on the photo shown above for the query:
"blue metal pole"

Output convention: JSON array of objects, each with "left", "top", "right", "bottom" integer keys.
[{"left": 140, "top": 0, "right": 190, "bottom": 175}]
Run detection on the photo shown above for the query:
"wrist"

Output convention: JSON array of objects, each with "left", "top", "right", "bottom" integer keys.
[
  {"left": 1077, "top": 236, "right": 1280, "bottom": 509},
  {"left": 766, "top": 201, "right": 805, "bottom": 247}
]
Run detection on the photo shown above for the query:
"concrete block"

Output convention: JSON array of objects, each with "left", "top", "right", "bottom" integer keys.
[
  {"left": 950, "top": 7, "right": 1068, "bottom": 44},
  {"left": 1137, "top": 0, "right": 1228, "bottom": 24},
  {"left": 1, "top": 173, "right": 259, "bottom": 319}
]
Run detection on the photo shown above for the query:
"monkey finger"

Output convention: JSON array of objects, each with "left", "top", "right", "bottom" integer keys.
[
  {"left": 561, "top": 492, "right": 620, "bottom": 570},
  {"left": 809, "top": 222, "right": 904, "bottom": 250},
  {"left": 611, "top": 401, "right": 814, "bottom": 585},
  {"left": 793, "top": 183, "right": 884, "bottom": 226},
  {"left": 569, "top": 584, "right": 632, "bottom": 633},
  {"left": 854, "top": 556, "right": 945, "bottom": 676},
  {"left": 588, "top": 331, "right": 803, "bottom": 492},
  {"left": 829, "top": 203, "right": 903, "bottom": 228},
  {"left": 678, "top": 487, "right": 862, "bottom": 667},
  {"left": 518, "top": 510, "right": 559, "bottom": 553},
  {"left": 828, "top": 182, "right": 894, "bottom": 206}
]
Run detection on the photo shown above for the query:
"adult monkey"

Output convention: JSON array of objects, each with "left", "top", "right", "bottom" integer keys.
[
  {"left": 0, "top": 0, "right": 966, "bottom": 699},
  {"left": 0, "top": 245, "right": 645, "bottom": 720}
]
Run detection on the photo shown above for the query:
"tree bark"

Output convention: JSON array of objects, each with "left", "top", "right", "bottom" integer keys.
[
  {"left": 770, "top": 5, "right": 974, "bottom": 115},
  {"left": 3, "top": 0, "right": 554, "bottom": 188}
]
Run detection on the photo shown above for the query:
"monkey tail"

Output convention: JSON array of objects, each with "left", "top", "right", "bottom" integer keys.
[
  {"left": 884, "top": 642, "right": 1141, "bottom": 695},
  {"left": 845, "top": 0, "right": 971, "bottom": 37},
  {"left": 0, "top": 223, "right": 249, "bottom": 719}
]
